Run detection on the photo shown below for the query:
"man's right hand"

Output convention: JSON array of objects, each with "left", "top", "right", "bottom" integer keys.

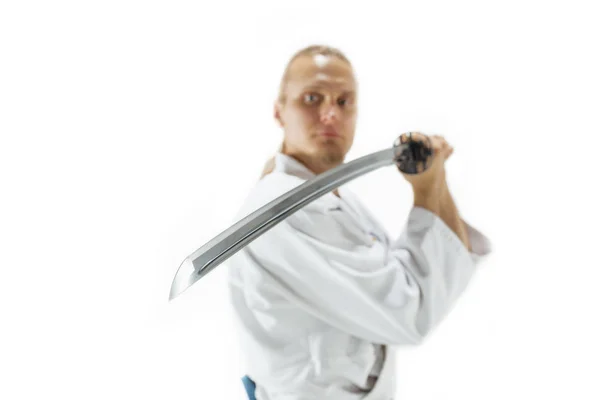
[
  {"left": 397, "top": 132, "right": 471, "bottom": 250},
  {"left": 397, "top": 132, "right": 454, "bottom": 197},
  {"left": 396, "top": 132, "right": 455, "bottom": 216}
]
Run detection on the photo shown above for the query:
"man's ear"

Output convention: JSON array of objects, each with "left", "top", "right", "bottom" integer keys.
[{"left": 274, "top": 102, "right": 284, "bottom": 128}]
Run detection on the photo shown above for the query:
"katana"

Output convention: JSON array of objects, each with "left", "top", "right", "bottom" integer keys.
[{"left": 168, "top": 133, "right": 432, "bottom": 301}]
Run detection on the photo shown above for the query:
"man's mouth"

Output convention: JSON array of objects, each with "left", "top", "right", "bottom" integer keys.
[{"left": 319, "top": 131, "right": 341, "bottom": 138}]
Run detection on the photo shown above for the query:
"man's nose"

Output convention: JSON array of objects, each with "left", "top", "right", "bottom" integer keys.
[{"left": 320, "top": 105, "right": 340, "bottom": 124}]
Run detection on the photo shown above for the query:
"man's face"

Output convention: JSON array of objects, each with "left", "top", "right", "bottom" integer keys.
[{"left": 275, "top": 54, "right": 357, "bottom": 170}]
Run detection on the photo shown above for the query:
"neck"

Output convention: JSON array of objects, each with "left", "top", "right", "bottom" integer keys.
[
  {"left": 281, "top": 145, "right": 342, "bottom": 197},
  {"left": 282, "top": 150, "right": 342, "bottom": 175}
]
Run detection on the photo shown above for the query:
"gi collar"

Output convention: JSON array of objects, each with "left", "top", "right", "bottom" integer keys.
[{"left": 271, "top": 152, "right": 318, "bottom": 181}]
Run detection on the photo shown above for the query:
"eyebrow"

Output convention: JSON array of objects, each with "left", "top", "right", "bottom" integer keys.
[{"left": 303, "top": 85, "right": 356, "bottom": 96}]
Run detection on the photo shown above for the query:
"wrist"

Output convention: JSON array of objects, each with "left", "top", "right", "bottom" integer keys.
[{"left": 412, "top": 176, "right": 446, "bottom": 199}]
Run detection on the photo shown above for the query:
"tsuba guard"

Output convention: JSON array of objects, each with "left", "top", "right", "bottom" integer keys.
[{"left": 393, "top": 132, "right": 433, "bottom": 174}]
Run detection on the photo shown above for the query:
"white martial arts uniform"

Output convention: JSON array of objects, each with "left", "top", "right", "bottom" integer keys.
[{"left": 228, "top": 152, "right": 492, "bottom": 400}]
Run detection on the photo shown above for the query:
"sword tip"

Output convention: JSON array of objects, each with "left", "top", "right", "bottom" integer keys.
[{"left": 168, "top": 257, "right": 196, "bottom": 301}]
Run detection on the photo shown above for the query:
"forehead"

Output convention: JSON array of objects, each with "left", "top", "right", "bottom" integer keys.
[{"left": 286, "top": 54, "right": 356, "bottom": 92}]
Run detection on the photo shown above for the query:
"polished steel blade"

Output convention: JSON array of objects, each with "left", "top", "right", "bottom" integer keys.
[{"left": 169, "top": 147, "right": 396, "bottom": 301}]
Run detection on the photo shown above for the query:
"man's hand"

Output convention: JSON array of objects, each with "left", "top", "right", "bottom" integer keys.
[
  {"left": 397, "top": 132, "right": 453, "bottom": 213},
  {"left": 397, "top": 132, "right": 453, "bottom": 196},
  {"left": 397, "top": 132, "right": 471, "bottom": 251}
]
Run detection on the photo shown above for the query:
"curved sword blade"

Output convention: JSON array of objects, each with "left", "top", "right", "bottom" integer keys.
[{"left": 169, "top": 147, "right": 395, "bottom": 301}]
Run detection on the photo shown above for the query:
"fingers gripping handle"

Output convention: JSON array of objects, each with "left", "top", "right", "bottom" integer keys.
[{"left": 393, "top": 132, "right": 433, "bottom": 174}]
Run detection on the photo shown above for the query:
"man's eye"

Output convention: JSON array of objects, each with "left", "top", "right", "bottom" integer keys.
[
  {"left": 304, "top": 94, "right": 320, "bottom": 104},
  {"left": 338, "top": 98, "right": 347, "bottom": 106}
]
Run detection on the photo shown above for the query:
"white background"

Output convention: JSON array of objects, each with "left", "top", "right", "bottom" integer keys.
[{"left": 1, "top": 0, "right": 599, "bottom": 399}]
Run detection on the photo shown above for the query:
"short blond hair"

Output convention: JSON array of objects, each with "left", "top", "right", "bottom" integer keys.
[{"left": 277, "top": 45, "right": 352, "bottom": 104}]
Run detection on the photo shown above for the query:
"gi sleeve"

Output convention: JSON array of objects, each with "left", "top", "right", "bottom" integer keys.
[{"left": 244, "top": 202, "right": 492, "bottom": 346}]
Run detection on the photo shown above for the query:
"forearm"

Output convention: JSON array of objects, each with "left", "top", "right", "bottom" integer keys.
[
  {"left": 413, "top": 181, "right": 471, "bottom": 251},
  {"left": 439, "top": 183, "right": 471, "bottom": 251}
]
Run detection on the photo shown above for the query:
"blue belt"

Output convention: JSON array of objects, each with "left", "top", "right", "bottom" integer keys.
[{"left": 241, "top": 375, "right": 256, "bottom": 400}]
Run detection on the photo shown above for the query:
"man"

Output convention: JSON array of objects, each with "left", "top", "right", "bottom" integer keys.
[{"left": 227, "top": 45, "right": 491, "bottom": 400}]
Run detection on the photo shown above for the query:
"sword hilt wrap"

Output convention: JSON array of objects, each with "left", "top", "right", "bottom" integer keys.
[{"left": 393, "top": 132, "right": 433, "bottom": 174}]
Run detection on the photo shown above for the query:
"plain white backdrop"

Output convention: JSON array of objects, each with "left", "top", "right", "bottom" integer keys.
[{"left": 1, "top": 0, "right": 599, "bottom": 399}]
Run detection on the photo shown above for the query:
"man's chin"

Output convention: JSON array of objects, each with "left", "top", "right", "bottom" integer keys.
[{"left": 317, "top": 148, "right": 345, "bottom": 166}]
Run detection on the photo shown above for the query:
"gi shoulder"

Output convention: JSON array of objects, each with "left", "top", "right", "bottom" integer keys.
[{"left": 234, "top": 171, "right": 335, "bottom": 221}]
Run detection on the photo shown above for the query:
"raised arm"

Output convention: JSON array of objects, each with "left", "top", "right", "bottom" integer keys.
[{"left": 405, "top": 133, "right": 471, "bottom": 250}]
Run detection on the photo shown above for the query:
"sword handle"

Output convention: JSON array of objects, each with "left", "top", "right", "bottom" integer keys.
[{"left": 393, "top": 132, "right": 433, "bottom": 175}]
